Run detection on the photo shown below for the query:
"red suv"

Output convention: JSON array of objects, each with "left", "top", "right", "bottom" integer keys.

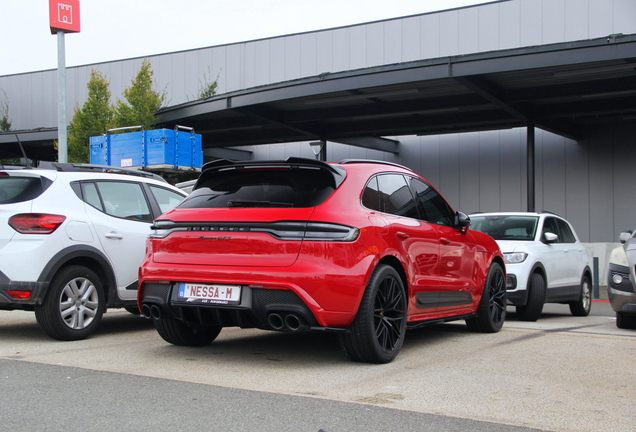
[{"left": 138, "top": 158, "right": 505, "bottom": 363}]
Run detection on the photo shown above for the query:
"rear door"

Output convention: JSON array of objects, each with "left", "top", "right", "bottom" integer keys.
[
  {"left": 541, "top": 216, "right": 570, "bottom": 292},
  {"left": 367, "top": 174, "right": 441, "bottom": 316},
  {"left": 555, "top": 218, "right": 585, "bottom": 296},
  {"left": 82, "top": 180, "right": 155, "bottom": 300}
]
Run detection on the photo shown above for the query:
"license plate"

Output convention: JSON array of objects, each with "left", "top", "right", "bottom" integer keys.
[{"left": 177, "top": 283, "right": 241, "bottom": 304}]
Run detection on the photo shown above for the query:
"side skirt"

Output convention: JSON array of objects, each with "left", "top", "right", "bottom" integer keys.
[{"left": 406, "top": 313, "right": 477, "bottom": 330}]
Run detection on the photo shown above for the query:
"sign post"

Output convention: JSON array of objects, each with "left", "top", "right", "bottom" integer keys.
[{"left": 49, "top": 0, "right": 80, "bottom": 163}]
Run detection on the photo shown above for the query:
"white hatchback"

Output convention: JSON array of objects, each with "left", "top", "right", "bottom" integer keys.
[
  {"left": 470, "top": 212, "right": 593, "bottom": 321},
  {"left": 0, "top": 164, "right": 186, "bottom": 340}
]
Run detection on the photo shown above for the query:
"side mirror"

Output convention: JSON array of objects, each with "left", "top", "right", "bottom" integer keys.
[
  {"left": 619, "top": 230, "right": 633, "bottom": 244},
  {"left": 455, "top": 211, "right": 471, "bottom": 230},
  {"left": 543, "top": 232, "right": 558, "bottom": 243}
]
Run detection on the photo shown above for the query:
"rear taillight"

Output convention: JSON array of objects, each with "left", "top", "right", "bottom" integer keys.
[{"left": 8, "top": 213, "right": 66, "bottom": 234}]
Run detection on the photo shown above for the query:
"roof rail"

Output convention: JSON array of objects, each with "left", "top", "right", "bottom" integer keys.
[
  {"left": 537, "top": 210, "right": 561, "bottom": 217},
  {"left": 40, "top": 162, "right": 167, "bottom": 182},
  {"left": 338, "top": 159, "right": 413, "bottom": 172}
]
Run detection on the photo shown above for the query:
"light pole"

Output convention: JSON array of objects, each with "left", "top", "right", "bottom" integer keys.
[{"left": 49, "top": 0, "right": 80, "bottom": 163}]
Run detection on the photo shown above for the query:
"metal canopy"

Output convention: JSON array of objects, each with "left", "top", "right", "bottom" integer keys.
[
  {"left": 157, "top": 34, "right": 636, "bottom": 150},
  {"left": 2, "top": 34, "right": 635, "bottom": 161},
  {"left": 0, "top": 129, "right": 59, "bottom": 161}
]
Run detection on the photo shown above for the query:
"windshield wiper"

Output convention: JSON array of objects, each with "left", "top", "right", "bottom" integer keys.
[{"left": 228, "top": 200, "right": 294, "bottom": 208}]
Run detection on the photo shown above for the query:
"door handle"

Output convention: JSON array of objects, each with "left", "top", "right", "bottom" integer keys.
[
  {"left": 105, "top": 231, "right": 123, "bottom": 239},
  {"left": 396, "top": 232, "right": 409, "bottom": 240},
  {"left": 440, "top": 238, "right": 451, "bottom": 245}
]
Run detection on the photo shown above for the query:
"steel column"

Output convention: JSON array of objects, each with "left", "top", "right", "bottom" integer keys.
[{"left": 527, "top": 125, "right": 535, "bottom": 212}]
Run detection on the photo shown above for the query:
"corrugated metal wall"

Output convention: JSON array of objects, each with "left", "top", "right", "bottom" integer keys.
[
  {"left": 250, "top": 122, "right": 636, "bottom": 243},
  {"left": 1, "top": 0, "right": 636, "bottom": 242},
  {"left": 3, "top": 0, "right": 635, "bottom": 131}
]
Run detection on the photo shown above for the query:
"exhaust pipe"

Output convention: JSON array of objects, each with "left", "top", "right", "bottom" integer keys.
[
  {"left": 284, "top": 314, "right": 302, "bottom": 331},
  {"left": 150, "top": 304, "right": 162, "bottom": 320},
  {"left": 141, "top": 304, "right": 152, "bottom": 319},
  {"left": 268, "top": 313, "right": 284, "bottom": 330}
]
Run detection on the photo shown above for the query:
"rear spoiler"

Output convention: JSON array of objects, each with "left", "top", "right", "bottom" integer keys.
[{"left": 200, "top": 157, "right": 347, "bottom": 188}]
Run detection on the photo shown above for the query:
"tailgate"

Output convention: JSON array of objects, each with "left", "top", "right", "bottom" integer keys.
[{"left": 152, "top": 208, "right": 314, "bottom": 267}]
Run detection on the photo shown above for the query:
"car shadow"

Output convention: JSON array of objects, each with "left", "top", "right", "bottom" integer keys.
[
  {"left": 0, "top": 310, "right": 155, "bottom": 342},
  {"left": 157, "top": 329, "right": 348, "bottom": 366},
  {"left": 147, "top": 321, "right": 477, "bottom": 366}
]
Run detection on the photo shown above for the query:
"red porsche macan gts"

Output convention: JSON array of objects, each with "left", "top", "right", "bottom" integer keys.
[{"left": 138, "top": 158, "right": 506, "bottom": 363}]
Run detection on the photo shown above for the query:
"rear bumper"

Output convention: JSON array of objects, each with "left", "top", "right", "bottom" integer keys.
[
  {"left": 0, "top": 270, "right": 49, "bottom": 307},
  {"left": 138, "top": 258, "right": 371, "bottom": 329},
  {"left": 139, "top": 282, "right": 354, "bottom": 331}
]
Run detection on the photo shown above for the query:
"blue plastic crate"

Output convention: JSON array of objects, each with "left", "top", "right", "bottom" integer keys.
[{"left": 89, "top": 126, "right": 202, "bottom": 171}]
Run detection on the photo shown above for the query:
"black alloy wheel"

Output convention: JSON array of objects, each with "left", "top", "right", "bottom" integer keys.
[
  {"left": 374, "top": 272, "right": 407, "bottom": 353},
  {"left": 340, "top": 264, "right": 407, "bottom": 364},
  {"left": 466, "top": 262, "right": 506, "bottom": 333}
]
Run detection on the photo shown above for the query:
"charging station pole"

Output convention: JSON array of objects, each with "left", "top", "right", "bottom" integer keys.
[{"left": 49, "top": 0, "right": 80, "bottom": 163}]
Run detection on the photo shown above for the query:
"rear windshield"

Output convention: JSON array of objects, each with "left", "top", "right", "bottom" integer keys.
[
  {"left": 471, "top": 215, "right": 539, "bottom": 241},
  {"left": 0, "top": 176, "right": 50, "bottom": 204},
  {"left": 178, "top": 167, "right": 336, "bottom": 209}
]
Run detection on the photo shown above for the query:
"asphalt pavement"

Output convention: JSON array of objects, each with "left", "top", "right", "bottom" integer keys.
[{"left": 0, "top": 301, "right": 634, "bottom": 432}]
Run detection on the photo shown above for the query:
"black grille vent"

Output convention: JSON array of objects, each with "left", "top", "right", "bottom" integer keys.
[
  {"left": 143, "top": 283, "right": 170, "bottom": 300},
  {"left": 252, "top": 289, "right": 305, "bottom": 309}
]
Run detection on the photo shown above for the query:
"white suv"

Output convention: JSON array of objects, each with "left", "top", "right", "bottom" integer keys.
[
  {"left": 0, "top": 163, "right": 186, "bottom": 340},
  {"left": 470, "top": 212, "right": 593, "bottom": 321}
]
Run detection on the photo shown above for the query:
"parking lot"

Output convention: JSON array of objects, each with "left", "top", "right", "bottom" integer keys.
[{"left": 1, "top": 301, "right": 634, "bottom": 432}]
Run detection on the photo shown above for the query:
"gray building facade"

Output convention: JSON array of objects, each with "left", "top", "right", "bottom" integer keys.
[{"left": 1, "top": 0, "right": 636, "bottom": 247}]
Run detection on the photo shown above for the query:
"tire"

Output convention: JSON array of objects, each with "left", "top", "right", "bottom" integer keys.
[
  {"left": 569, "top": 275, "right": 592, "bottom": 317},
  {"left": 340, "top": 264, "right": 407, "bottom": 364},
  {"left": 466, "top": 262, "right": 506, "bottom": 332},
  {"left": 35, "top": 265, "right": 105, "bottom": 341},
  {"left": 616, "top": 312, "right": 636, "bottom": 330},
  {"left": 516, "top": 272, "right": 546, "bottom": 322},
  {"left": 154, "top": 318, "right": 221, "bottom": 347}
]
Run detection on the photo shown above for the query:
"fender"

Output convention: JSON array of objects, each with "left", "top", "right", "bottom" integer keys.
[{"left": 36, "top": 245, "right": 121, "bottom": 307}]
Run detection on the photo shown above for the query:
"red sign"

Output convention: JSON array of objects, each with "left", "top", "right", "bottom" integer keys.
[{"left": 49, "top": 0, "right": 80, "bottom": 34}]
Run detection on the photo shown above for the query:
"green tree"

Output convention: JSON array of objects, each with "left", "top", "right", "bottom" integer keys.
[
  {"left": 67, "top": 70, "right": 114, "bottom": 163},
  {"left": 198, "top": 66, "right": 219, "bottom": 99},
  {"left": 0, "top": 88, "right": 11, "bottom": 132},
  {"left": 114, "top": 59, "right": 166, "bottom": 130}
]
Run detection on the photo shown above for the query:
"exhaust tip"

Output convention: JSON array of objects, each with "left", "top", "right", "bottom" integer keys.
[
  {"left": 268, "top": 313, "right": 284, "bottom": 330},
  {"left": 150, "top": 304, "right": 162, "bottom": 320},
  {"left": 141, "top": 304, "right": 152, "bottom": 319},
  {"left": 284, "top": 314, "right": 302, "bottom": 331}
]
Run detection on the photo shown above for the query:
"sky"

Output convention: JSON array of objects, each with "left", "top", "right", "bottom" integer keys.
[{"left": 0, "top": 0, "right": 487, "bottom": 76}]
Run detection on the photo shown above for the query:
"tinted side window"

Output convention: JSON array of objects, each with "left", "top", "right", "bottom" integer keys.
[
  {"left": 542, "top": 217, "right": 560, "bottom": 243},
  {"left": 377, "top": 174, "right": 418, "bottom": 218},
  {"left": 96, "top": 181, "right": 152, "bottom": 222},
  {"left": 409, "top": 177, "right": 454, "bottom": 226},
  {"left": 149, "top": 185, "right": 185, "bottom": 214},
  {"left": 82, "top": 182, "right": 103, "bottom": 211},
  {"left": 361, "top": 176, "right": 380, "bottom": 211},
  {"left": 0, "top": 177, "right": 48, "bottom": 204},
  {"left": 556, "top": 219, "right": 576, "bottom": 243}
]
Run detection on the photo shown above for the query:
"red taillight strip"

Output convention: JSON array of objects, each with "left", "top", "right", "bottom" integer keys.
[{"left": 8, "top": 214, "right": 67, "bottom": 234}]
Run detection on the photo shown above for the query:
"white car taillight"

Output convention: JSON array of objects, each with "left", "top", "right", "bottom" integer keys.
[{"left": 8, "top": 213, "right": 66, "bottom": 234}]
